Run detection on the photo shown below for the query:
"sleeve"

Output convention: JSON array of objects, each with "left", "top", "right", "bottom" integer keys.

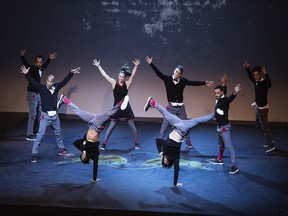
[
  {"left": 246, "top": 67, "right": 255, "bottom": 83},
  {"left": 185, "top": 78, "right": 206, "bottom": 86},
  {"left": 24, "top": 73, "right": 42, "bottom": 91},
  {"left": 264, "top": 74, "right": 272, "bottom": 88},
  {"left": 92, "top": 154, "right": 99, "bottom": 181},
  {"left": 173, "top": 157, "right": 180, "bottom": 186},
  {"left": 226, "top": 93, "right": 237, "bottom": 104},
  {"left": 73, "top": 138, "right": 84, "bottom": 151},
  {"left": 56, "top": 72, "right": 74, "bottom": 90},
  {"left": 156, "top": 138, "right": 165, "bottom": 153},
  {"left": 223, "top": 85, "right": 227, "bottom": 96},
  {"left": 41, "top": 58, "right": 51, "bottom": 71},
  {"left": 150, "top": 63, "right": 168, "bottom": 81},
  {"left": 20, "top": 56, "right": 32, "bottom": 68}
]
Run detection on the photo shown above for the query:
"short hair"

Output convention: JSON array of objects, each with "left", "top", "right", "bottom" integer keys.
[
  {"left": 161, "top": 155, "right": 173, "bottom": 169},
  {"left": 35, "top": 54, "right": 43, "bottom": 61},
  {"left": 252, "top": 65, "right": 263, "bottom": 73},
  {"left": 175, "top": 65, "right": 184, "bottom": 73},
  {"left": 214, "top": 85, "right": 224, "bottom": 91}
]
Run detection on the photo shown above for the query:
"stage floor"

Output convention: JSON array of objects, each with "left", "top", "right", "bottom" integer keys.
[{"left": 0, "top": 114, "right": 288, "bottom": 216}]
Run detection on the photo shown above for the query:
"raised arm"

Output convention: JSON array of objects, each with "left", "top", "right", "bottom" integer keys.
[
  {"left": 126, "top": 59, "right": 141, "bottom": 89},
  {"left": 57, "top": 67, "right": 81, "bottom": 90},
  {"left": 20, "top": 49, "right": 31, "bottom": 67},
  {"left": 243, "top": 59, "right": 255, "bottom": 82},
  {"left": 93, "top": 59, "right": 116, "bottom": 88},
  {"left": 20, "top": 65, "right": 41, "bottom": 90}
]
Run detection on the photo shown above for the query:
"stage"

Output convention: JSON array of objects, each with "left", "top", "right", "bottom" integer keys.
[{"left": 0, "top": 113, "right": 287, "bottom": 216}]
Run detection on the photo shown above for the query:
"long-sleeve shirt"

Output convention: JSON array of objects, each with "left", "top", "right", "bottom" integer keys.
[
  {"left": 25, "top": 72, "right": 73, "bottom": 112},
  {"left": 21, "top": 56, "right": 51, "bottom": 93},
  {"left": 245, "top": 68, "right": 272, "bottom": 107},
  {"left": 156, "top": 138, "right": 181, "bottom": 186},
  {"left": 149, "top": 63, "right": 206, "bottom": 103},
  {"left": 215, "top": 86, "right": 237, "bottom": 126}
]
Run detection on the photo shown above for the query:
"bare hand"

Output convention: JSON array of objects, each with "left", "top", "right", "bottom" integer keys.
[
  {"left": 221, "top": 73, "right": 227, "bottom": 86},
  {"left": 234, "top": 84, "right": 241, "bottom": 93},
  {"left": 49, "top": 52, "right": 57, "bottom": 60},
  {"left": 243, "top": 59, "right": 250, "bottom": 68},
  {"left": 145, "top": 56, "right": 153, "bottom": 64},
  {"left": 71, "top": 67, "right": 81, "bottom": 74},
  {"left": 20, "top": 65, "right": 30, "bottom": 74},
  {"left": 133, "top": 59, "right": 141, "bottom": 66},
  {"left": 20, "top": 49, "right": 25, "bottom": 56},
  {"left": 93, "top": 59, "right": 100, "bottom": 67},
  {"left": 261, "top": 66, "right": 267, "bottom": 74},
  {"left": 206, "top": 80, "right": 214, "bottom": 88}
]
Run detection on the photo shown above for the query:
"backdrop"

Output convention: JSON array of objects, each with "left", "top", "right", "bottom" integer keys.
[{"left": 1, "top": 0, "right": 287, "bottom": 122}]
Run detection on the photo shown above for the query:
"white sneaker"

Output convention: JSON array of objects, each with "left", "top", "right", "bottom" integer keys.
[
  {"left": 57, "top": 94, "right": 65, "bottom": 108},
  {"left": 121, "top": 95, "right": 129, "bottom": 110}
]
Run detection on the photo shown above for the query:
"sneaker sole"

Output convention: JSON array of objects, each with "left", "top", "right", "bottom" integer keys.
[
  {"left": 100, "top": 148, "right": 106, "bottom": 151},
  {"left": 121, "top": 95, "right": 129, "bottom": 110},
  {"left": 57, "top": 94, "right": 64, "bottom": 108},
  {"left": 26, "top": 138, "right": 36, "bottom": 141},
  {"left": 144, "top": 97, "right": 153, "bottom": 112},
  {"left": 229, "top": 168, "right": 239, "bottom": 174},
  {"left": 266, "top": 146, "right": 276, "bottom": 153}
]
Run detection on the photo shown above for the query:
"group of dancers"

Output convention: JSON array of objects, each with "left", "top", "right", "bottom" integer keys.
[{"left": 20, "top": 50, "right": 276, "bottom": 186}]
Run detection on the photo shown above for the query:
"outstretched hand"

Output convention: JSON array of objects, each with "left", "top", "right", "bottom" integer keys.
[
  {"left": 20, "top": 49, "right": 25, "bottom": 56},
  {"left": 93, "top": 59, "right": 100, "bottom": 67},
  {"left": 49, "top": 52, "right": 57, "bottom": 60},
  {"left": 20, "top": 65, "right": 30, "bottom": 74},
  {"left": 145, "top": 56, "right": 153, "bottom": 64},
  {"left": 234, "top": 84, "right": 241, "bottom": 93},
  {"left": 243, "top": 59, "right": 250, "bottom": 68},
  {"left": 133, "top": 59, "right": 141, "bottom": 66},
  {"left": 206, "top": 80, "right": 214, "bottom": 88},
  {"left": 71, "top": 67, "right": 81, "bottom": 74},
  {"left": 221, "top": 73, "right": 227, "bottom": 86}
]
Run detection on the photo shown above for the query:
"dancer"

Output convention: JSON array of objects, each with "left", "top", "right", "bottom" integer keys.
[
  {"left": 144, "top": 97, "right": 214, "bottom": 187},
  {"left": 57, "top": 94, "right": 129, "bottom": 183},
  {"left": 243, "top": 60, "right": 276, "bottom": 153},
  {"left": 20, "top": 65, "right": 80, "bottom": 163},
  {"left": 93, "top": 59, "right": 141, "bottom": 150},
  {"left": 209, "top": 74, "right": 241, "bottom": 174},
  {"left": 145, "top": 56, "right": 214, "bottom": 149},
  {"left": 20, "top": 49, "right": 57, "bottom": 141}
]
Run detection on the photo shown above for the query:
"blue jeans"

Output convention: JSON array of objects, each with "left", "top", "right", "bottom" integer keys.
[
  {"left": 217, "top": 123, "right": 236, "bottom": 165},
  {"left": 26, "top": 92, "right": 41, "bottom": 136},
  {"left": 32, "top": 112, "right": 64, "bottom": 155},
  {"left": 159, "top": 103, "right": 192, "bottom": 143},
  {"left": 155, "top": 103, "right": 214, "bottom": 138}
]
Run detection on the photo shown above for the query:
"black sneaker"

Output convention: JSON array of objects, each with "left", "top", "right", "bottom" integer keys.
[
  {"left": 57, "top": 94, "right": 65, "bottom": 109},
  {"left": 229, "top": 165, "right": 239, "bottom": 174},
  {"left": 100, "top": 143, "right": 106, "bottom": 151},
  {"left": 266, "top": 146, "right": 276, "bottom": 153},
  {"left": 31, "top": 155, "right": 37, "bottom": 163},
  {"left": 144, "top": 97, "right": 153, "bottom": 112},
  {"left": 263, "top": 144, "right": 269, "bottom": 148},
  {"left": 26, "top": 134, "right": 36, "bottom": 141},
  {"left": 209, "top": 158, "right": 224, "bottom": 165},
  {"left": 134, "top": 142, "right": 140, "bottom": 149}
]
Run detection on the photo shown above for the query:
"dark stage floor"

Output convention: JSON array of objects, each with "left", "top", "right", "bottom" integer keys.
[{"left": 0, "top": 113, "right": 288, "bottom": 216}]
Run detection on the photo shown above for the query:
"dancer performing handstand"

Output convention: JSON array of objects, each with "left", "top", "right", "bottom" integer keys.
[
  {"left": 57, "top": 94, "right": 129, "bottom": 183},
  {"left": 144, "top": 97, "right": 214, "bottom": 187}
]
